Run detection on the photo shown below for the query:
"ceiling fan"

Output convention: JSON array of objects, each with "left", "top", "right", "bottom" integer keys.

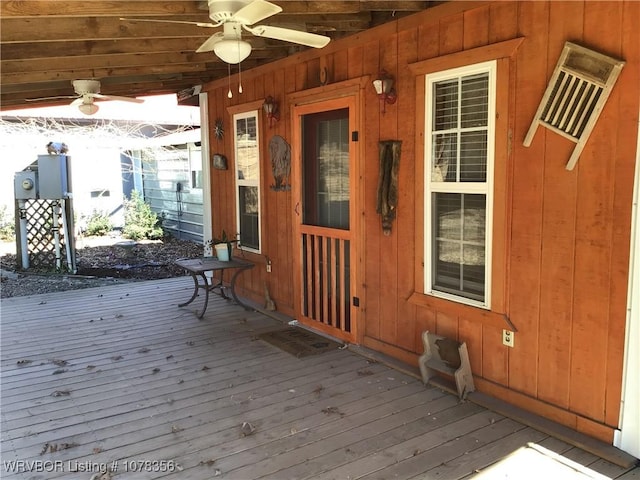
[
  {"left": 26, "top": 80, "right": 144, "bottom": 115},
  {"left": 70, "top": 80, "right": 145, "bottom": 115},
  {"left": 121, "top": 0, "right": 331, "bottom": 65}
]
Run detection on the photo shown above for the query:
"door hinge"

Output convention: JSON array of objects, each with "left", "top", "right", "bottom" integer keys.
[
  {"left": 351, "top": 131, "right": 359, "bottom": 142},
  {"left": 352, "top": 296, "right": 360, "bottom": 307}
]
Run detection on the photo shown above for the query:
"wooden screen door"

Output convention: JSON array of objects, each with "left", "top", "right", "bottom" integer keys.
[{"left": 292, "top": 96, "right": 359, "bottom": 343}]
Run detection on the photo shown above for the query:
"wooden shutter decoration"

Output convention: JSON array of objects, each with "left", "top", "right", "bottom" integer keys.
[{"left": 523, "top": 42, "right": 624, "bottom": 170}]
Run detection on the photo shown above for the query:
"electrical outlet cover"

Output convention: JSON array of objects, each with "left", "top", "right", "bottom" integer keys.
[{"left": 503, "top": 329, "right": 515, "bottom": 348}]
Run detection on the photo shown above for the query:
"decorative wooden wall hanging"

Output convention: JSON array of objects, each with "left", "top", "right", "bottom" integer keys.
[
  {"left": 524, "top": 41, "right": 624, "bottom": 170},
  {"left": 269, "top": 135, "right": 291, "bottom": 191},
  {"left": 376, "top": 140, "right": 401, "bottom": 235}
]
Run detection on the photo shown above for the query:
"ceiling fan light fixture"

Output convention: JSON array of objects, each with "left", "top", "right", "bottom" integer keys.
[
  {"left": 214, "top": 39, "right": 252, "bottom": 64},
  {"left": 78, "top": 102, "right": 99, "bottom": 115}
]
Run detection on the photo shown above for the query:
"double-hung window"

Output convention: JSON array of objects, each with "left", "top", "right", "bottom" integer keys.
[
  {"left": 233, "top": 110, "right": 261, "bottom": 252},
  {"left": 424, "top": 61, "right": 496, "bottom": 307}
]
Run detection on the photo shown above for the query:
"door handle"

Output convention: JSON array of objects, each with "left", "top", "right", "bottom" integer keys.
[{"left": 295, "top": 202, "right": 300, "bottom": 216}]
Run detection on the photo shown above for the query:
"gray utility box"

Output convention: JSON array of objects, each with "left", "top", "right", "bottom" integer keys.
[
  {"left": 38, "top": 154, "right": 70, "bottom": 199},
  {"left": 14, "top": 170, "right": 38, "bottom": 199}
]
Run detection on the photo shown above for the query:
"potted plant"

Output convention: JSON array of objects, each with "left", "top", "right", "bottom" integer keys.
[{"left": 210, "top": 230, "right": 237, "bottom": 261}]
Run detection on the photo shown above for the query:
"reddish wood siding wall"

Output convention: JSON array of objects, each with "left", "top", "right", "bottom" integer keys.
[{"left": 202, "top": 0, "right": 639, "bottom": 442}]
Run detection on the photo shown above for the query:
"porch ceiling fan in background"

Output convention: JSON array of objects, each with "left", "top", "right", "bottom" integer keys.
[
  {"left": 121, "top": 0, "right": 331, "bottom": 65},
  {"left": 26, "top": 80, "right": 144, "bottom": 115}
]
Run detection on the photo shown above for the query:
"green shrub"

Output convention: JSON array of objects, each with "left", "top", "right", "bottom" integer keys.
[
  {"left": 122, "top": 190, "right": 164, "bottom": 240},
  {"left": 0, "top": 205, "right": 15, "bottom": 241},
  {"left": 84, "top": 210, "right": 113, "bottom": 236}
]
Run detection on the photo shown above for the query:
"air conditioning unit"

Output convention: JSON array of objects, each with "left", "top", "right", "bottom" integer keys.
[{"left": 523, "top": 42, "right": 625, "bottom": 170}]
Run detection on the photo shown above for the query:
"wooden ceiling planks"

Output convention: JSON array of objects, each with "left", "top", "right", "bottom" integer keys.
[{"left": 0, "top": 0, "right": 434, "bottom": 109}]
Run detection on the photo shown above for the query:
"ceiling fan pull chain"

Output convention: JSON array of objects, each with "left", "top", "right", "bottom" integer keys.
[
  {"left": 237, "top": 37, "right": 243, "bottom": 94},
  {"left": 227, "top": 63, "right": 233, "bottom": 99}
]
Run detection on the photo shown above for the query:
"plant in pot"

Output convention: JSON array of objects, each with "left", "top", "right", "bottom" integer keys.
[{"left": 210, "top": 230, "right": 238, "bottom": 261}]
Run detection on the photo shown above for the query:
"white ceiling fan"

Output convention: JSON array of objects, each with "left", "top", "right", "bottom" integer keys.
[
  {"left": 69, "top": 80, "right": 145, "bottom": 115},
  {"left": 121, "top": 0, "right": 330, "bottom": 64},
  {"left": 26, "top": 79, "right": 144, "bottom": 115}
]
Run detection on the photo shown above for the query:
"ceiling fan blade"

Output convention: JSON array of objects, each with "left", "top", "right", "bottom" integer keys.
[
  {"left": 93, "top": 93, "right": 144, "bottom": 104},
  {"left": 196, "top": 32, "right": 225, "bottom": 53},
  {"left": 25, "top": 95, "right": 77, "bottom": 102},
  {"left": 246, "top": 25, "right": 330, "bottom": 48},
  {"left": 233, "top": 0, "right": 282, "bottom": 26},
  {"left": 69, "top": 97, "right": 85, "bottom": 107},
  {"left": 119, "top": 17, "right": 219, "bottom": 28}
]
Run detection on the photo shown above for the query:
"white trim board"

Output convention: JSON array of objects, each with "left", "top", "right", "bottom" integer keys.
[
  {"left": 199, "top": 92, "right": 213, "bottom": 257},
  {"left": 614, "top": 111, "right": 640, "bottom": 458}
]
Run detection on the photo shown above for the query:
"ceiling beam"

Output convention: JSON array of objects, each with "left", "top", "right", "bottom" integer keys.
[
  {"left": 1, "top": 17, "right": 213, "bottom": 43},
  {"left": 2, "top": 73, "right": 218, "bottom": 95},
  {"left": 0, "top": 61, "right": 261, "bottom": 94},
  {"left": 0, "top": 1, "right": 428, "bottom": 17},
  {"left": 1, "top": 76, "right": 218, "bottom": 106},
  {"left": 2, "top": 52, "right": 209, "bottom": 75},
  {"left": 272, "top": 1, "right": 429, "bottom": 14},
  {"left": 0, "top": 38, "right": 209, "bottom": 61},
  {"left": 1, "top": 64, "right": 213, "bottom": 87},
  {"left": 0, "top": 37, "right": 281, "bottom": 61},
  {"left": 1, "top": 13, "right": 374, "bottom": 43},
  {"left": 0, "top": 1, "right": 207, "bottom": 18}
]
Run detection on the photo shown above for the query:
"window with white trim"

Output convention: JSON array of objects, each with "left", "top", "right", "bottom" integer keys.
[
  {"left": 233, "top": 110, "right": 261, "bottom": 252},
  {"left": 188, "top": 142, "right": 203, "bottom": 190},
  {"left": 424, "top": 61, "right": 496, "bottom": 307}
]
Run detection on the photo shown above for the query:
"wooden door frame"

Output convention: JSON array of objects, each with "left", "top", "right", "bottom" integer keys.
[{"left": 289, "top": 78, "right": 367, "bottom": 344}]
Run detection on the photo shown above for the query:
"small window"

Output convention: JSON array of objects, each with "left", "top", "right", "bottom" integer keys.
[
  {"left": 188, "top": 143, "right": 203, "bottom": 189},
  {"left": 233, "top": 110, "right": 261, "bottom": 252},
  {"left": 90, "top": 189, "right": 110, "bottom": 198},
  {"left": 425, "top": 61, "right": 495, "bottom": 307}
]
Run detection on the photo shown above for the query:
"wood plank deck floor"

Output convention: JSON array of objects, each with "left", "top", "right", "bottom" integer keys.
[{"left": 1, "top": 277, "right": 637, "bottom": 480}]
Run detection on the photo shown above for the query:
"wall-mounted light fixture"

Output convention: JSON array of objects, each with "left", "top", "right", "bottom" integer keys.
[
  {"left": 263, "top": 96, "right": 280, "bottom": 127},
  {"left": 372, "top": 70, "right": 397, "bottom": 114}
]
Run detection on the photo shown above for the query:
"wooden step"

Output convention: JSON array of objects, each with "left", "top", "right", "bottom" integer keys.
[
  {"left": 427, "top": 375, "right": 458, "bottom": 396},
  {"left": 418, "top": 330, "right": 475, "bottom": 400},
  {"left": 425, "top": 357, "right": 458, "bottom": 376}
]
